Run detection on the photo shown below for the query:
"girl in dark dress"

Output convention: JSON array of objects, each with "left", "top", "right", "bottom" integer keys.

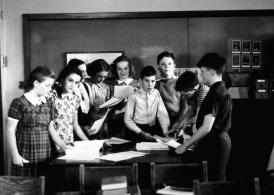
[
  {"left": 7, "top": 66, "right": 56, "bottom": 176},
  {"left": 176, "top": 53, "right": 232, "bottom": 181}
]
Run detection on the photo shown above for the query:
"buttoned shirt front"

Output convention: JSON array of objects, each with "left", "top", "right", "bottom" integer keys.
[{"left": 124, "top": 88, "right": 170, "bottom": 134}]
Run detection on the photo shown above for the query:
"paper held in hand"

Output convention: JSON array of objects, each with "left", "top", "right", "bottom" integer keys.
[
  {"left": 156, "top": 138, "right": 181, "bottom": 148},
  {"left": 89, "top": 109, "right": 110, "bottom": 135},
  {"left": 99, "top": 85, "right": 134, "bottom": 109},
  {"left": 114, "top": 85, "right": 134, "bottom": 99}
]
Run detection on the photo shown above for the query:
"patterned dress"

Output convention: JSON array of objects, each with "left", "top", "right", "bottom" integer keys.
[
  {"left": 49, "top": 90, "right": 80, "bottom": 146},
  {"left": 8, "top": 95, "right": 55, "bottom": 176}
]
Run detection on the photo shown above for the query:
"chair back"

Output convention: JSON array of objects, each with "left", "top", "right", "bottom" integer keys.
[
  {"left": 150, "top": 161, "right": 208, "bottom": 191},
  {"left": 194, "top": 177, "right": 261, "bottom": 195},
  {"left": 0, "top": 176, "right": 45, "bottom": 195},
  {"left": 79, "top": 163, "right": 138, "bottom": 192}
]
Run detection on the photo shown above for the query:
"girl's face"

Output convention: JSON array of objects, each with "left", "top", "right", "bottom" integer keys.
[
  {"left": 62, "top": 73, "right": 81, "bottom": 94},
  {"left": 116, "top": 61, "right": 130, "bottom": 81},
  {"left": 95, "top": 71, "right": 108, "bottom": 83},
  {"left": 35, "top": 77, "right": 55, "bottom": 97},
  {"left": 77, "top": 63, "right": 87, "bottom": 80}
]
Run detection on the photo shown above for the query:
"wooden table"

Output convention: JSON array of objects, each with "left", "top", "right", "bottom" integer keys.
[{"left": 48, "top": 142, "right": 183, "bottom": 193}]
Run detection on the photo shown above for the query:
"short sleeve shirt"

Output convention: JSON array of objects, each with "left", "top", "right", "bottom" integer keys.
[{"left": 196, "top": 81, "right": 232, "bottom": 134}]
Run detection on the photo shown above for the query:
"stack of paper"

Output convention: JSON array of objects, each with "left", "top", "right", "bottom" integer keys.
[
  {"left": 136, "top": 142, "right": 169, "bottom": 151},
  {"left": 58, "top": 140, "right": 105, "bottom": 161},
  {"left": 98, "top": 151, "right": 147, "bottom": 162}
]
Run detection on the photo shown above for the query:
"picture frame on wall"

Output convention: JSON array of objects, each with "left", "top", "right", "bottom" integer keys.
[
  {"left": 242, "top": 40, "right": 251, "bottom": 53},
  {"left": 232, "top": 40, "right": 241, "bottom": 53},
  {"left": 232, "top": 53, "right": 240, "bottom": 68},
  {"left": 252, "top": 54, "right": 261, "bottom": 69},
  {"left": 242, "top": 53, "right": 251, "bottom": 68},
  {"left": 252, "top": 41, "right": 261, "bottom": 54},
  {"left": 65, "top": 51, "right": 124, "bottom": 65}
]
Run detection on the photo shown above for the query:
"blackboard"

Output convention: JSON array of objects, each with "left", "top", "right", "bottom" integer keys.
[{"left": 24, "top": 11, "right": 274, "bottom": 79}]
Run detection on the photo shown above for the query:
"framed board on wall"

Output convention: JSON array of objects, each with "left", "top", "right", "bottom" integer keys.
[{"left": 65, "top": 51, "right": 123, "bottom": 65}]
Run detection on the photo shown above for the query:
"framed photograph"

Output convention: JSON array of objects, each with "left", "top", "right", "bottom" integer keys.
[
  {"left": 65, "top": 51, "right": 124, "bottom": 65},
  {"left": 242, "top": 40, "right": 251, "bottom": 53},
  {"left": 232, "top": 40, "right": 241, "bottom": 53},
  {"left": 232, "top": 54, "right": 240, "bottom": 67},
  {"left": 252, "top": 54, "right": 261, "bottom": 69},
  {"left": 242, "top": 53, "right": 251, "bottom": 68},
  {"left": 252, "top": 41, "right": 261, "bottom": 53}
]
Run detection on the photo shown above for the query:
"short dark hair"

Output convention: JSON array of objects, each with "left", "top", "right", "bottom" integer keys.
[
  {"left": 111, "top": 55, "right": 134, "bottom": 79},
  {"left": 67, "top": 58, "right": 85, "bottom": 69},
  {"left": 140, "top": 66, "right": 157, "bottom": 79},
  {"left": 175, "top": 71, "right": 199, "bottom": 92},
  {"left": 87, "top": 59, "right": 109, "bottom": 77},
  {"left": 157, "top": 51, "right": 175, "bottom": 65},
  {"left": 197, "top": 53, "right": 226, "bottom": 75},
  {"left": 19, "top": 66, "right": 55, "bottom": 92}
]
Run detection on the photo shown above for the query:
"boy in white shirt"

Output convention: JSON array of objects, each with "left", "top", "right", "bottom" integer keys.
[{"left": 124, "top": 66, "right": 170, "bottom": 142}]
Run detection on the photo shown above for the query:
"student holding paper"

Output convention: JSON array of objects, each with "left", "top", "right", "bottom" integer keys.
[
  {"left": 175, "top": 53, "right": 232, "bottom": 181},
  {"left": 85, "top": 59, "right": 111, "bottom": 139},
  {"left": 124, "top": 66, "right": 170, "bottom": 142},
  {"left": 106, "top": 55, "right": 139, "bottom": 138},
  {"left": 49, "top": 66, "right": 88, "bottom": 151}
]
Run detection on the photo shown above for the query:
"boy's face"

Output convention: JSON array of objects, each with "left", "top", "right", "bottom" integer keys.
[
  {"left": 200, "top": 67, "right": 212, "bottom": 86},
  {"left": 141, "top": 75, "right": 156, "bottom": 93},
  {"left": 157, "top": 57, "right": 175, "bottom": 78}
]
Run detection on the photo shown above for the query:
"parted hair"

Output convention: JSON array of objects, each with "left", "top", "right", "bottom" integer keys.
[
  {"left": 67, "top": 58, "right": 85, "bottom": 69},
  {"left": 52, "top": 66, "right": 82, "bottom": 98},
  {"left": 87, "top": 59, "right": 109, "bottom": 77}
]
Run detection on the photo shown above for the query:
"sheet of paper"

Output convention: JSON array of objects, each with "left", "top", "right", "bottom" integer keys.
[
  {"left": 89, "top": 109, "right": 109, "bottom": 135},
  {"left": 104, "top": 137, "right": 131, "bottom": 145},
  {"left": 136, "top": 142, "right": 169, "bottom": 151},
  {"left": 156, "top": 138, "right": 181, "bottom": 149},
  {"left": 99, "top": 97, "right": 122, "bottom": 109},
  {"left": 114, "top": 85, "right": 134, "bottom": 99},
  {"left": 98, "top": 151, "right": 147, "bottom": 162},
  {"left": 156, "top": 186, "right": 194, "bottom": 195},
  {"left": 58, "top": 140, "right": 105, "bottom": 161}
]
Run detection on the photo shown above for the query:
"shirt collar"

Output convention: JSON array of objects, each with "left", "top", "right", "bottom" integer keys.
[
  {"left": 117, "top": 78, "right": 133, "bottom": 85},
  {"left": 139, "top": 87, "right": 155, "bottom": 95}
]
